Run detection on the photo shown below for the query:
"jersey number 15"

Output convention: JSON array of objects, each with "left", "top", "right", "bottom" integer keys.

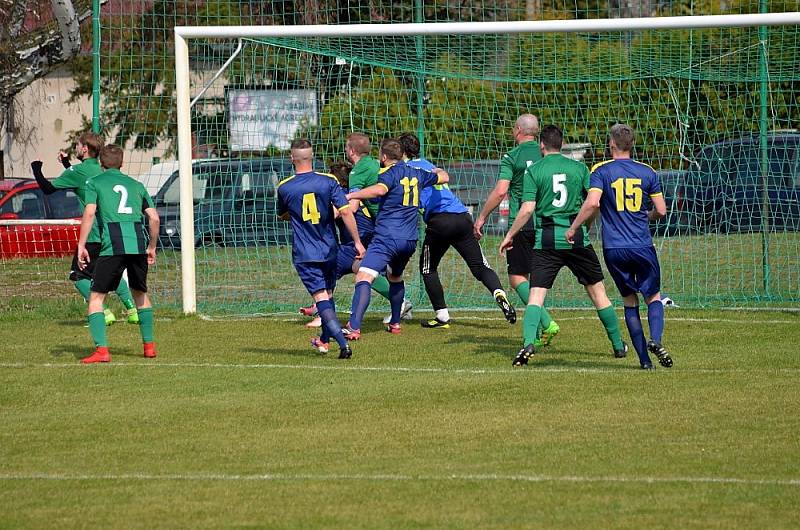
[{"left": 610, "top": 178, "right": 643, "bottom": 212}]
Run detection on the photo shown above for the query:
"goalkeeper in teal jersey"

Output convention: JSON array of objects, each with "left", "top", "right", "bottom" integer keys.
[
  {"left": 499, "top": 125, "right": 627, "bottom": 367},
  {"left": 76, "top": 145, "right": 160, "bottom": 364},
  {"left": 474, "top": 114, "right": 558, "bottom": 346},
  {"left": 31, "top": 131, "right": 138, "bottom": 325}
]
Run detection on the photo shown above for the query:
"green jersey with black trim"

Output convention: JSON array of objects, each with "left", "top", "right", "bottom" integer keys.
[
  {"left": 51, "top": 158, "right": 103, "bottom": 243},
  {"left": 348, "top": 155, "right": 381, "bottom": 218},
  {"left": 84, "top": 169, "right": 155, "bottom": 256},
  {"left": 498, "top": 140, "right": 542, "bottom": 227},
  {"left": 522, "top": 153, "right": 591, "bottom": 250}
]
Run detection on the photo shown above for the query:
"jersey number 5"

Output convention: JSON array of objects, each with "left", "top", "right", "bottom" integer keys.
[
  {"left": 610, "top": 178, "right": 643, "bottom": 212},
  {"left": 302, "top": 192, "right": 321, "bottom": 224},
  {"left": 400, "top": 177, "right": 419, "bottom": 206},
  {"left": 113, "top": 184, "right": 133, "bottom": 214},
  {"left": 552, "top": 174, "right": 568, "bottom": 207}
]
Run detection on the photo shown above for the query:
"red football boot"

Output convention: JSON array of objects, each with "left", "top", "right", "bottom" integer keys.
[
  {"left": 143, "top": 342, "right": 157, "bottom": 358},
  {"left": 81, "top": 347, "right": 111, "bottom": 364}
]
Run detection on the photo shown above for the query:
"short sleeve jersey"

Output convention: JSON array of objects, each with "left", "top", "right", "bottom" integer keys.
[
  {"left": 411, "top": 158, "right": 468, "bottom": 222},
  {"left": 336, "top": 188, "right": 374, "bottom": 246},
  {"left": 590, "top": 159, "right": 663, "bottom": 249},
  {"left": 498, "top": 140, "right": 542, "bottom": 228},
  {"left": 522, "top": 153, "right": 591, "bottom": 250},
  {"left": 84, "top": 169, "right": 155, "bottom": 256},
  {"left": 277, "top": 171, "right": 349, "bottom": 263},
  {"left": 348, "top": 155, "right": 381, "bottom": 218},
  {"left": 51, "top": 158, "right": 103, "bottom": 243},
  {"left": 374, "top": 161, "right": 440, "bottom": 241}
]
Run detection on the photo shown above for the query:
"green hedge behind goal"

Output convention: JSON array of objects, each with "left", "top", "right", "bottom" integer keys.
[{"left": 3, "top": 1, "right": 799, "bottom": 316}]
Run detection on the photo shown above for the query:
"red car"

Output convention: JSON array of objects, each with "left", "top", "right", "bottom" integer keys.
[{"left": 0, "top": 179, "right": 82, "bottom": 258}]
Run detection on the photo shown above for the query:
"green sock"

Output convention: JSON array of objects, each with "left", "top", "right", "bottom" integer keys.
[
  {"left": 371, "top": 275, "right": 391, "bottom": 300},
  {"left": 137, "top": 308, "right": 155, "bottom": 343},
  {"left": 514, "top": 281, "right": 530, "bottom": 305},
  {"left": 597, "top": 305, "right": 624, "bottom": 351},
  {"left": 523, "top": 304, "right": 542, "bottom": 347},
  {"left": 88, "top": 312, "right": 107, "bottom": 347},
  {"left": 540, "top": 306, "right": 552, "bottom": 329},
  {"left": 115, "top": 279, "right": 136, "bottom": 309},
  {"left": 74, "top": 279, "right": 91, "bottom": 302}
]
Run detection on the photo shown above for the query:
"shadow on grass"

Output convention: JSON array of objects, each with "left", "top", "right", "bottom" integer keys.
[
  {"left": 51, "top": 344, "right": 140, "bottom": 360},
  {"left": 240, "top": 346, "right": 326, "bottom": 359}
]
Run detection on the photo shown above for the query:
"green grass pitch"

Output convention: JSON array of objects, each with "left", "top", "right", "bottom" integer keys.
[{"left": 1, "top": 308, "right": 799, "bottom": 528}]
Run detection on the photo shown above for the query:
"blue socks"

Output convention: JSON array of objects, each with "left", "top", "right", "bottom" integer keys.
[
  {"left": 316, "top": 299, "right": 347, "bottom": 349},
  {"left": 624, "top": 306, "right": 650, "bottom": 366},
  {"left": 349, "top": 281, "right": 372, "bottom": 331},
  {"left": 388, "top": 281, "right": 405, "bottom": 324},
  {"left": 647, "top": 301, "right": 665, "bottom": 344}
]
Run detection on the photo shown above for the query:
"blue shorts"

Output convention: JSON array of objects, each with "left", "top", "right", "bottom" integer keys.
[
  {"left": 359, "top": 236, "right": 417, "bottom": 278},
  {"left": 603, "top": 246, "right": 662, "bottom": 298},
  {"left": 294, "top": 259, "right": 337, "bottom": 295},
  {"left": 336, "top": 244, "right": 357, "bottom": 279}
]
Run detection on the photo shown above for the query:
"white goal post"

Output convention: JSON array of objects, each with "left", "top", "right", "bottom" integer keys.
[{"left": 173, "top": 12, "right": 800, "bottom": 314}]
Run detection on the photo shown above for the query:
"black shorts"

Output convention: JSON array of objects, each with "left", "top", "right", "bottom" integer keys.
[
  {"left": 91, "top": 255, "right": 149, "bottom": 294},
  {"left": 529, "top": 246, "right": 604, "bottom": 289},
  {"left": 69, "top": 242, "right": 101, "bottom": 282},
  {"left": 506, "top": 229, "right": 535, "bottom": 276}
]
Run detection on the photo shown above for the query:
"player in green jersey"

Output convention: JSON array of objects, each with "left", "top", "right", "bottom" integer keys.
[
  {"left": 474, "top": 114, "right": 558, "bottom": 346},
  {"left": 76, "top": 145, "right": 160, "bottom": 364},
  {"left": 31, "top": 132, "right": 138, "bottom": 325},
  {"left": 499, "top": 125, "right": 627, "bottom": 367}
]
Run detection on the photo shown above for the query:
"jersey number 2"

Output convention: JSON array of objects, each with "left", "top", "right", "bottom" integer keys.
[
  {"left": 400, "top": 177, "right": 419, "bottom": 206},
  {"left": 113, "top": 184, "right": 133, "bottom": 214},
  {"left": 302, "top": 193, "right": 321, "bottom": 224},
  {"left": 610, "top": 178, "right": 643, "bottom": 212}
]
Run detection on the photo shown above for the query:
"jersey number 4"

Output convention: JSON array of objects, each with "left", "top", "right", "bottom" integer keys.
[
  {"left": 610, "top": 178, "right": 643, "bottom": 212},
  {"left": 400, "top": 177, "right": 419, "bottom": 207},
  {"left": 302, "top": 192, "right": 321, "bottom": 224}
]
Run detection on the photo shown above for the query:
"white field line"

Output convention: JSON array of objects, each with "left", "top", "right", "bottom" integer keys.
[
  {"left": 274, "top": 315, "right": 799, "bottom": 324},
  {"left": 0, "top": 471, "right": 797, "bottom": 487},
  {"left": 1, "top": 362, "right": 799, "bottom": 375}
]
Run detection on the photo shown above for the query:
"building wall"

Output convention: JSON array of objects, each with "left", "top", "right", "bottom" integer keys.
[{"left": 1, "top": 66, "right": 171, "bottom": 181}]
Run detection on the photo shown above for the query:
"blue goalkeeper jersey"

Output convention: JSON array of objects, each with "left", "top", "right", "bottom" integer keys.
[
  {"left": 590, "top": 158, "right": 663, "bottom": 249},
  {"left": 374, "top": 160, "right": 440, "bottom": 241},
  {"left": 277, "top": 171, "right": 350, "bottom": 263},
  {"left": 411, "top": 158, "right": 469, "bottom": 222}
]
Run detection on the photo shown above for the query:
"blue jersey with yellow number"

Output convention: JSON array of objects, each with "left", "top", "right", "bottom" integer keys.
[
  {"left": 374, "top": 161, "right": 440, "bottom": 241},
  {"left": 590, "top": 159, "right": 663, "bottom": 249},
  {"left": 410, "top": 158, "right": 469, "bottom": 222},
  {"left": 337, "top": 195, "right": 374, "bottom": 245},
  {"left": 277, "top": 171, "right": 349, "bottom": 263}
]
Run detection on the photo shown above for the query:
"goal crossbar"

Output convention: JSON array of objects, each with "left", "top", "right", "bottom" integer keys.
[{"left": 173, "top": 13, "right": 800, "bottom": 314}]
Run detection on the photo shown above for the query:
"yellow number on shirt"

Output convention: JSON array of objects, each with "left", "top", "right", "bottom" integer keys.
[
  {"left": 610, "top": 178, "right": 643, "bottom": 212},
  {"left": 302, "top": 192, "right": 321, "bottom": 224},
  {"left": 400, "top": 177, "right": 419, "bottom": 206}
]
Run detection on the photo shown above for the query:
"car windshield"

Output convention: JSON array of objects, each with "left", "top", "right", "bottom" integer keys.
[
  {"left": 156, "top": 160, "right": 291, "bottom": 205},
  {"left": 158, "top": 166, "right": 239, "bottom": 205},
  {"left": 48, "top": 190, "right": 82, "bottom": 218}
]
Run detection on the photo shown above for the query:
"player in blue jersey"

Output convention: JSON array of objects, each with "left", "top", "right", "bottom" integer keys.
[
  {"left": 342, "top": 138, "right": 449, "bottom": 339},
  {"left": 277, "top": 139, "right": 365, "bottom": 359},
  {"left": 566, "top": 124, "right": 673, "bottom": 369},
  {"left": 397, "top": 132, "right": 515, "bottom": 328}
]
